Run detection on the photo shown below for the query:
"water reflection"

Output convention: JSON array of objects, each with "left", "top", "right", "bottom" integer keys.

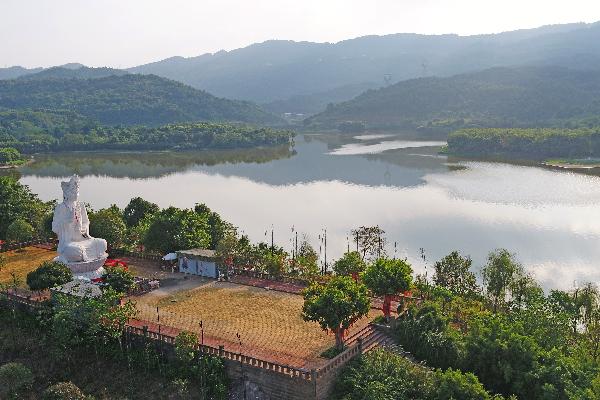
[{"left": 16, "top": 134, "right": 600, "bottom": 290}]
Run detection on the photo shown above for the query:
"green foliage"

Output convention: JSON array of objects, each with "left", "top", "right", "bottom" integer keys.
[
  {"left": 394, "top": 304, "right": 462, "bottom": 370},
  {"left": 362, "top": 257, "right": 413, "bottom": 296},
  {"left": 6, "top": 218, "right": 35, "bottom": 243},
  {"left": 435, "top": 368, "right": 491, "bottom": 400},
  {"left": 101, "top": 266, "right": 135, "bottom": 294},
  {"left": 123, "top": 197, "right": 159, "bottom": 228},
  {"left": 351, "top": 226, "right": 386, "bottom": 261},
  {"left": 194, "top": 203, "right": 235, "bottom": 249},
  {"left": 142, "top": 207, "right": 211, "bottom": 254},
  {"left": 303, "top": 276, "right": 370, "bottom": 349},
  {"left": 433, "top": 251, "right": 478, "bottom": 296},
  {"left": 0, "top": 176, "right": 51, "bottom": 239},
  {"left": 337, "top": 121, "right": 366, "bottom": 133},
  {"left": 307, "top": 66, "right": 600, "bottom": 131},
  {"left": 27, "top": 260, "right": 73, "bottom": 291},
  {"left": 294, "top": 240, "right": 320, "bottom": 276},
  {"left": 333, "top": 251, "right": 366, "bottom": 276},
  {"left": 0, "top": 362, "right": 34, "bottom": 398},
  {"left": 333, "top": 349, "right": 501, "bottom": 400},
  {"left": 175, "top": 331, "right": 199, "bottom": 366},
  {"left": 0, "top": 147, "right": 25, "bottom": 165},
  {"left": 482, "top": 249, "right": 524, "bottom": 312},
  {"left": 42, "top": 381, "right": 87, "bottom": 400},
  {"left": 0, "top": 74, "right": 281, "bottom": 126},
  {"left": 89, "top": 205, "right": 126, "bottom": 248},
  {"left": 448, "top": 127, "right": 600, "bottom": 159},
  {"left": 0, "top": 109, "right": 292, "bottom": 154}
]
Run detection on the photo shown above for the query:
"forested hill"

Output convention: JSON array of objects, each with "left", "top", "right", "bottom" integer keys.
[
  {"left": 18, "top": 66, "right": 128, "bottom": 80},
  {"left": 305, "top": 66, "right": 600, "bottom": 132},
  {"left": 0, "top": 74, "right": 282, "bottom": 126},
  {"left": 128, "top": 22, "right": 600, "bottom": 105}
]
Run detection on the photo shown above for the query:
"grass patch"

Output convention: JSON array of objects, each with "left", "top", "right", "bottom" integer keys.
[{"left": 0, "top": 247, "right": 56, "bottom": 287}]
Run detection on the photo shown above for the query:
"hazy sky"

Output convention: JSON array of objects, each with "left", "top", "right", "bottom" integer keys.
[{"left": 2, "top": 0, "right": 600, "bottom": 68}]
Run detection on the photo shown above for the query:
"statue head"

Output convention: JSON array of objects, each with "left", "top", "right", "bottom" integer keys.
[{"left": 61, "top": 175, "right": 80, "bottom": 202}]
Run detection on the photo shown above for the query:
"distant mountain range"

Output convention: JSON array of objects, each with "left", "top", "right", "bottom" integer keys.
[
  {"left": 3, "top": 21, "right": 600, "bottom": 118},
  {"left": 0, "top": 72, "right": 281, "bottom": 126},
  {"left": 306, "top": 66, "right": 600, "bottom": 131}
]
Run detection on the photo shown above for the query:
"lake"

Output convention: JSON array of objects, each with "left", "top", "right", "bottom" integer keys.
[{"left": 14, "top": 133, "right": 600, "bottom": 290}]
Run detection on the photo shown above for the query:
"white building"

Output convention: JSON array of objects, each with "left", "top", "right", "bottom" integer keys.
[{"left": 177, "top": 249, "right": 218, "bottom": 279}]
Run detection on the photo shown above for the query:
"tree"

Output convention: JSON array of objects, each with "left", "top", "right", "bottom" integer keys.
[
  {"left": 215, "top": 233, "right": 239, "bottom": 275},
  {"left": 26, "top": 261, "right": 73, "bottom": 291},
  {"left": 102, "top": 265, "right": 135, "bottom": 294},
  {"left": 194, "top": 203, "right": 235, "bottom": 249},
  {"left": 42, "top": 382, "right": 87, "bottom": 400},
  {"left": 123, "top": 197, "right": 159, "bottom": 228},
  {"left": 481, "top": 249, "right": 523, "bottom": 312},
  {"left": 433, "top": 251, "right": 478, "bottom": 296},
  {"left": 0, "top": 362, "right": 34, "bottom": 398},
  {"left": 89, "top": 205, "right": 127, "bottom": 249},
  {"left": 295, "top": 239, "right": 319, "bottom": 276},
  {"left": 333, "top": 251, "right": 366, "bottom": 280},
  {"left": 0, "top": 176, "right": 50, "bottom": 239},
  {"left": 435, "top": 369, "right": 491, "bottom": 400},
  {"left": 5, "top": 218, "right": 35, "bottom": 243},
  {"left": 302, "top": 276, "right": 370, "bottom": 350},
  {"left": 350, "top": 226, "right": 386, "bottom": 261},
  {"left": 143, "top": 207, "right": 211, "bottom": 254},
  {"left": 363, "top": 257, "right": 413, "bottom": 320},
  {"left": 175, "top": 331, "right": 199, "bottom": 366},
  {"left": 0, "top": 147, "right": 24, "bottom": 164}
]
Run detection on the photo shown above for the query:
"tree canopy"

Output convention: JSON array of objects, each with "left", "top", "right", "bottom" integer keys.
[{"left": 26, "top": 261, "right": 73, "bottom": 291}]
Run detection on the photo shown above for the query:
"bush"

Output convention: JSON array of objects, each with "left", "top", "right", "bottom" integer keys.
[
  {"left": 27, "top": 261, "right": 73, "bottom": 291},
  {"left": 0, "top": 147, "right": 24, "bottom": 164},
  {"left": 42, "top": 381, "right": 87, "bottom": 400},
  {"left": 435, "top": 368, "right": 491, "bottom": 400},
  {"left": 5, "top": 218, "right": 35, "bottom": 243},
  {"left": 101, "top": 266, "right": 134, "bottom": 294},
  {"left": 0, "top": 362, "right": 34, "bottom": 398}
]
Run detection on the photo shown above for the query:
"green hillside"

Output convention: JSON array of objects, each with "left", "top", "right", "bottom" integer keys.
[
  {"left": 0, "top": 74, "right": 281, "bottom": 126},
  {"left": 305, "top": 67, "right": 600, "bottom": 132},
  {"left": 0, "top": 109, "right": 293, "bottom": 153},
  {"left": 18, "top": 66, "right": 128, "bottom": 80}
]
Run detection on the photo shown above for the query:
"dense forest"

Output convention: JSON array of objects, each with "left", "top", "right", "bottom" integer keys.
[
  {"left": 0, "top": 73, "right": 281, "bottom": 126},
  {"left": 447, "top": 127, "right": 600, "bottom": 159},
  {"left": 306, "top": 66, "right": 600, "bottom": 132},
  {"left": 0, "top": 109, "right": 293, "bottom": 153}
]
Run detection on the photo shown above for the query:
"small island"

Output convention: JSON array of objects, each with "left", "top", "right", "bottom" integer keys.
[
  {"left": 0, "top": 109, "right": 294, "bottom": 155},
  {"left": 446, "top": 127, "right": 600, "bottom": 166}
]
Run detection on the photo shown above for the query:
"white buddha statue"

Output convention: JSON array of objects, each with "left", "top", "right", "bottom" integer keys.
[{"left": 52, "top": 175, "right": 108, "bottom": 266}]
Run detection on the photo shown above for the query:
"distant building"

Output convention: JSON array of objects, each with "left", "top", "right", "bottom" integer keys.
[{"left": 176, "top": 249, "right": 218, "bottom": 279}]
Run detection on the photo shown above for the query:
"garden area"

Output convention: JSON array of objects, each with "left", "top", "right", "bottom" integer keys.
[
  {"left": 135, "top": 280, "right": 379, "bottom": 368},
  {"left": 0, "top": 246, "right": 56, "bottom": 287}
]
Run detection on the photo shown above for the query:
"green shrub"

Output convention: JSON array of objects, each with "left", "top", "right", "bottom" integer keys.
[
  {"left": 42, "top": 381, "right": 87, "bottom": 400},
  {"left": 0, "top": 362, "right": 34, "bottom": 398},
  {"left": 27, "top": 261, "right": 73, "bottom": 291},
  {"left": 5, "top": 218, "right": 35, "bottom": 243}
]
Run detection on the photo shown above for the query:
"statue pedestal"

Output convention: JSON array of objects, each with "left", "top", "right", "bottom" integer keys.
[{"left": 55, "top": 254, "right": 108, "bottom": 282}]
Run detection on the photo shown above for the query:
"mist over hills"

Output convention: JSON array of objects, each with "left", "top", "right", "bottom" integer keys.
[
  {"left": 127, "top": 21, "right": 600, "bottom": 109},
  {"left": 306, "top": 66, "right": 600, "bottom": 131},
  {"left": 0, "top": 73, "right": 281, "bottom": 126},
  {"left": 3, "top": 21, "right": 600, "bottom": 119}
]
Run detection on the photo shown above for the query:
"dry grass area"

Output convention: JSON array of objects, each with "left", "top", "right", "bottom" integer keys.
[
  {"left": 135, "top": 281, "right": 379, "bottom": 368},
  {"left": 0, "top": 247, "right": 56, "bottom": 287}
]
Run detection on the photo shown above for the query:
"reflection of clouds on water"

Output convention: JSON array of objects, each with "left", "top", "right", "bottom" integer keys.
[
  {"left": 425, "top": 161, "right": 600, "bottom": 206},
  {"left": 329, "top": 140, "right": 447, "bottom": 155},
  {"left": 353, "top": 134, "right": 396, "bottom": 141}
]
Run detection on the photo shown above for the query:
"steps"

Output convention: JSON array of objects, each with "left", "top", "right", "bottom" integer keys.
[{"left": 344, "top": 323, "right": 407, "bottom": 356}]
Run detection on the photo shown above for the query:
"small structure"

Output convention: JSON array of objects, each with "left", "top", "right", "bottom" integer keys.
[
  {"left": 51, "top": 278, "right": 103, "bottom": 299},
  {"left": 177, "top": 249, "right": 218, "bottom": 279}
]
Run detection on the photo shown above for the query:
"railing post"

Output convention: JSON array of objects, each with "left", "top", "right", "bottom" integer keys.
[
  {"left": 219, "top": 345, "right": 224, "bottom": 357},
  {"left": 358, "top": 337, "right": 364, "bottom": 354}
]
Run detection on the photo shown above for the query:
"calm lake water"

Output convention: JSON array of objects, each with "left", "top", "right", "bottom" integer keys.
[{"left": 13, "top": 133, "right": 600, "bottom": 290}]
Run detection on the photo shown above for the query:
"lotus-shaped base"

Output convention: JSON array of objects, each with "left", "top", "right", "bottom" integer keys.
[{"left": 54, "top": 254, "right": 108, "bottom": 281}]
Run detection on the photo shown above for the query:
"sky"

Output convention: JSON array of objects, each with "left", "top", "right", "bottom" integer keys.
[{"left": 2, "top": 0, "right": 600, "bottom": 69}]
